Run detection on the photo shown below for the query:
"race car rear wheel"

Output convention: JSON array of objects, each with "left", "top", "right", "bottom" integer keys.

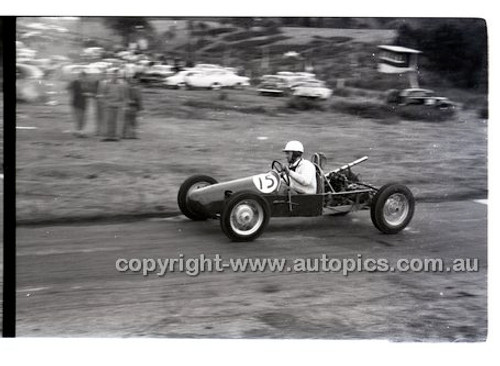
[
  {"left": 177, "top": 175, "right": 218, "bottom": 221},
  {"left": 221, "top": 191, "right": 271, "bottom": 242},
  {"left": 370, "top": 183, "right": 415, "bottom": 234}
]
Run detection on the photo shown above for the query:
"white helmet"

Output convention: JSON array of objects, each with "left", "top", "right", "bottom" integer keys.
[{"left": 283, "top": 140, "right": 304, "bottom": 153}]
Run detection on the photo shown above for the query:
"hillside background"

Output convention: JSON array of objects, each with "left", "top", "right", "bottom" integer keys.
[{"left": 17, "top": 17, "right": 487, "bottom": 92}]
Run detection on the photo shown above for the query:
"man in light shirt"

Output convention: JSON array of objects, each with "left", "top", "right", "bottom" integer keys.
[
  {"left": 101, "top": 69, "right": 126, "bottom": 141},
  {"left": 281, "top": 140, "right": 317, "bottom": 194}
]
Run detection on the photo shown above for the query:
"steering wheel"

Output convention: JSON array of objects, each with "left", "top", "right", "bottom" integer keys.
[{"left": 271, "top": 160, "right": 290, "bottom": 186}]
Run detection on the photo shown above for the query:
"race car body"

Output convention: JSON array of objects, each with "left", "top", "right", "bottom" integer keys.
[{"left": 178, "top": 155, "right": 415, "bottom": 241}]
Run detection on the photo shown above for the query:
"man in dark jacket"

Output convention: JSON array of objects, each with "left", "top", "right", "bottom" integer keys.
[
  {"left": 67, "top": 71, "right": 90, "bottom": 136},
  {"left": 122, "top": 75, "right": 143, "bottom": 139}
]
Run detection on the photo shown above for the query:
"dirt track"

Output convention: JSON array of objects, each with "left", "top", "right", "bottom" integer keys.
[{"left": 16, "top": 200, "right": 487, "bottom": 340}]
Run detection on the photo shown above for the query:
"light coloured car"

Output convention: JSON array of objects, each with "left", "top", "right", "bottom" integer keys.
[
  {"left": 288, "top": 77, "right": 319, "bottom": 90},
  {"left": 116, "top": 50, "right": 133, "bottom": 59},
  {"left": 184, "top": 70, "right": 250, "bottom": 89},
  {"left": 294, "top": 72, "right": 316, "bottom": 79},
  {"left": 51, "top": 55, "right": 70, "bottom": 63},
  {"left": 276, "top": 71, "right": 318, "bottom": 88},
  {"left": 89, "top": 61, "right": 113, "bottom": 70},
  {"left": 192, "top": 63, "right": 224, "bottom": 71},
  {"left": 292, "top": 80, "right": 332, "bottom": 100},
  {"left": 164, "top": 69, "right": 198, "bottom": 88},
  {"left": 276, "top": 71, "right": 296, "bottom": 77},
  {"left": 82, "top": 47, "right": 104, "bottom": 59},
  {"left": 102, "top": 58, "right": 124, "bottom": 65}
]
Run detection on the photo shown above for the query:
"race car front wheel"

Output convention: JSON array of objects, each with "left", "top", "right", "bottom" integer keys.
[
  {"left": 370, "top": 183, "right": 415, "bottom": 234},
  {"left": 220, "top": 191, "right": 271, "bottom": 242},
  {"left": 177, "top": 175, "right": 218, "bottom": 220}
]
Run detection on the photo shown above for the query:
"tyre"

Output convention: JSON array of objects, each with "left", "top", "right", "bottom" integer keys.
[
  {"left": 177, "top": 175, "right": 218, "bottom": 221},
  {"left": 370, "top": 183, "right": 415, "bottom": 234},
  {"left": 211, "top": 83, "right": 222, "bottom": 90},
  {"left": 220, "top": 191, "right": 271, "bottom": 242}
]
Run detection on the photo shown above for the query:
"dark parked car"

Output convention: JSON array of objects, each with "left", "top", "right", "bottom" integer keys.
[{"left": 395, "top": 88, "right": 456, "bottom": 108}]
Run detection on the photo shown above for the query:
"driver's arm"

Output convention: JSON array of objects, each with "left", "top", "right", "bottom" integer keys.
[{"left": 288, "top": 164, "right": 315, "bottom": 186}]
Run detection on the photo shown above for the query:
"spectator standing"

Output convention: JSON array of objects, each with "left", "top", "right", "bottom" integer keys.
[
  {"left": 101, "top": 69, "right": 126, "bottom": 141},
  {"left": 66, "top": 71, "right": 90, "bottom": 137},
  {"left": 94, "top": 73, "right": 108, "bottom": 136},
  {"left": 122, "top": 75, "right": 143, "bottom": 139}
]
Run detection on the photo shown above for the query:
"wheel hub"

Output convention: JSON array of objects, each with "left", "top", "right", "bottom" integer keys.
[
  {"left": 234, "top": 205, "right": 254, "bottom": 225},
  {"left": 383, "top": 193, "right": 409, "bottom": 226},
  {"left": 229, "top": 199, "right": 264, "bottom": 236}
]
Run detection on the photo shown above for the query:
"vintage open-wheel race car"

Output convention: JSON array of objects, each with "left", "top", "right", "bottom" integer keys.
[{"left": 177, "top": 154, "right": 415, "bottom": 241}]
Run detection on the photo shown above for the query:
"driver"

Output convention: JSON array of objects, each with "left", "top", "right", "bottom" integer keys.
[{"left": 281, "top": 140, "right": 317, "bottom": 194}]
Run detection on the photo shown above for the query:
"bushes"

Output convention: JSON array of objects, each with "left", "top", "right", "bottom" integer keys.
[
  {"left": 331, "top": 100, "right": 456, "bottom": 122},
  {"left": 286, "top": 96, "right": 326, "bottom": 111},
  {"left": 182, "top": 99, "right": 271, "bottom": 115},
  {"left": 331, "top": 101, "right": 395, "bottom": 120}
]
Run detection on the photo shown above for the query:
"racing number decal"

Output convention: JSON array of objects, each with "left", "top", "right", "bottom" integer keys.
[{"left": 253, "top": 173, "right": 279, "bottom": 193}]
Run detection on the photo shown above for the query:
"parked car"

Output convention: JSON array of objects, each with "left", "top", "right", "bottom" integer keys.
[
  {"left": 102, "top": 58, "right": 124, "bottom": 65},
  {"left": 294, "top": 72, "right": 316, "bottom": 78},
  {"left": 82, "top": 47, "right": 104, "bottom": 60},
  {"left": 139, "top": 64, "right": 175, "bottom": 84},
  {"left": 184, "top": 70, "right": 250, "bottom": 89},
  {"left": 288, "top": 76, "right": 319, "bottom": 91},
  {"left": 397, "top": 88, "right": 455, "bottom": 108},
  {"left": 164, "top": 69, "right": 198, "bottom": 89},
  {"left": 257, "top": 75, "right": 290, "bottom": 96},
  {"left": 192, "top": 63, "right": 224, "bottom": 71},
  {"left": 292, "top": 80, "right": 332, "bottom": 100}
]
